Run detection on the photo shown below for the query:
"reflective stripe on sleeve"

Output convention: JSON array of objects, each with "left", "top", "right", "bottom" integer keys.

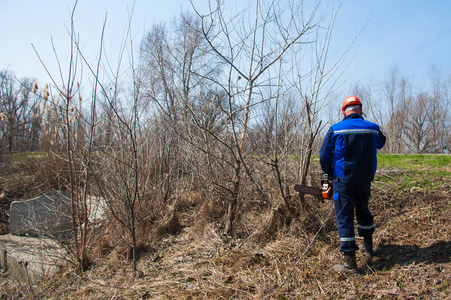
[{"left": 357, "top": 224, "right": 373, "bottom": 230}]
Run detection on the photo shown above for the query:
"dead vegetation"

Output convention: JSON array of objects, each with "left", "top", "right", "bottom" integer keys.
[
  {"left": 1, "top": 156, "right": 450, "bottom": 299},
  {"left": 1, "top": 1, "right": 449, "bottom": 297}
]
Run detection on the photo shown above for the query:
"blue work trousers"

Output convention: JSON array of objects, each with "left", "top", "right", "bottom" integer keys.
[{"left": 333, "top": 181, "right": 374, "bottom": 252}]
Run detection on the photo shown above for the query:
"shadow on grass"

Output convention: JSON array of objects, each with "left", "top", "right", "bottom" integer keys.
[{"left": 373, "top": 240, "right": 451, "bottom": 270}]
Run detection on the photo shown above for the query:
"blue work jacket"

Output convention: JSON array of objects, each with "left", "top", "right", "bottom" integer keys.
[{"left": 319, "top": 114, "right": 386, "bottom": 183}]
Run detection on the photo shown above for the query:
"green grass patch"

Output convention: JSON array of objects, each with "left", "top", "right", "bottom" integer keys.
[
  {"left": 375, "top": 154, "right": 450, "bottom": 192},
  {"left": 2, "top": 151, "right": 49, "bottom": 160},
  {"left": 377, "top": 154, "right": 451, "bottom": 170},
  {"left": 442, "top": 280, "right": 449, "bottom": 292}
]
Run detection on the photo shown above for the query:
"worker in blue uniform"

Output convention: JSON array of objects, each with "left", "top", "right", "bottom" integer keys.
[{"left": 319, "top": 96, "right": 386, "bottom": 273}]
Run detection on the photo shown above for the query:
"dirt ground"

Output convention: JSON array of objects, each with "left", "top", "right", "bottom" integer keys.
[{"left": 1, "top": 172, "right": 450, "bottom": 299}]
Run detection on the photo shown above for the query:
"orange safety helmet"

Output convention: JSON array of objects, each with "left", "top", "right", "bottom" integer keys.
[{"left": 342, "top": 96, "right": 362, "bottom": 115}]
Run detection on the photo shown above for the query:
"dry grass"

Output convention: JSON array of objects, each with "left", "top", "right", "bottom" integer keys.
[
  {"left": 1, "top": 159, "right": 450, "bottom": 299},
  {"left": 8, "top": 187, "right": 448, "bottom": 299}
]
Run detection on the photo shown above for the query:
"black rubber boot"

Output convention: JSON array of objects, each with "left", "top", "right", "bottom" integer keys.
[
  {"left": 334, "top": 251, "right": 358, "bottom": 274},
  {"left": 360, "top": 235, "right": 374, "bottom": 258}
]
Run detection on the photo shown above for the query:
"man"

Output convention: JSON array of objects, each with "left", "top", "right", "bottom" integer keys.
[{"left": 319, "top": 96, "right": 386, "bottom": 273}]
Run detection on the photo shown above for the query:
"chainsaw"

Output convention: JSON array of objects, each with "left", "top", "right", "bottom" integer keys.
[{"left": 294, "top": 172, "right": 333, "bottom": 199}]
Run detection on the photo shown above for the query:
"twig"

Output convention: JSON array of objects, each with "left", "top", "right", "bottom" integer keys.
[
  {"left": 379, "top": 172, "right": 397, "bottom": 180},
  {"left": 316, "top": 278, "right": 325, "bottom": 294},
  {"left": 276, "top": 204, "right": 334, "bottom": 292},
  {"left": 71, "top": 272, "right": 132, "bottom": 290},
  {"left": 234, "top": 214, "right": 272, "bottom": 250},
  {"left": 366, "top": 262, "right": 376, "bottom": 275}
]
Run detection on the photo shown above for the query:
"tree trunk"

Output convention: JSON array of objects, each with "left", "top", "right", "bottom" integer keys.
[{"left": 225, "top": 161, "right": 241, "bottom": 236}]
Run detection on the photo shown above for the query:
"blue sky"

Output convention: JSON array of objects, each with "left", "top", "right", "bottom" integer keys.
[
  {"left": 336, "top": 0, "right": 451, "bottom": 85},
  {"left": 1, "top": 0, "right": 450, "bottom": 90}
]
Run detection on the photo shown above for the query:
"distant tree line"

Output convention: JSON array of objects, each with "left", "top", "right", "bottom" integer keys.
[
  {"left": 2, "top": 65, "right": 449, "bottom": 155},
  {"left": 353, "top": 65, "right": 450, "bottom": 154}
]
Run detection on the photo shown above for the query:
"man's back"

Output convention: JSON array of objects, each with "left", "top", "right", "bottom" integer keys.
[
  {"left": 331, "top": 114, "right": 384, "bottom": 182},
  {"left": 320, "top": 114, "right": 385, "bottom": 183}
]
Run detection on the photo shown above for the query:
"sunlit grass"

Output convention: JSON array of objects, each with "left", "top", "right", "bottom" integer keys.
[
  {"left": 377, "top": 154, "right": 451, "bottom": 170},
  {"left": 2, "top": 151, "right": 50, "bottom": 162},
  {"left": 375, "top": 154, "right": 450, "bottom": 191}
]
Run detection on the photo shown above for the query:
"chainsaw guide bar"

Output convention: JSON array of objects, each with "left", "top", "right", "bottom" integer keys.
[{"left": 293, "top": 185, "right": 322, "bottom": 197}]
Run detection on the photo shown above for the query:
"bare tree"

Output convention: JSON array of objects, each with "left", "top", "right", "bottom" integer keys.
[
  {"left": 0, "top": 71, "right": 37, "bottom": 152},
  {"left": 383, "top": 65, "right": 411, "bottom": 153},
  {"left": 352, "top": 81, "right": 382, "bottom": 129},
  {"left": 73, "top": 4, "right": 164, "bottom": 275},
  {"left": 403, "top": 93, "right": 433, "bottom": 153},
  {"left": 428, "top": 65, "right": 450, "bottom": 153},
  {"left": 192, "top": 0, "right": 344, "bottom": 233},
  {"left": 140, "top": 12, "right": 227, "bottom": 211},
  {"left": 31, "top": 1, "right": 104, "bottom": 272}
]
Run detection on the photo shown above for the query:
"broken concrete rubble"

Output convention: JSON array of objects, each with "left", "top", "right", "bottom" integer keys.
[{"left": 9, "top": 191, "right": 72, "bottom": 238}]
